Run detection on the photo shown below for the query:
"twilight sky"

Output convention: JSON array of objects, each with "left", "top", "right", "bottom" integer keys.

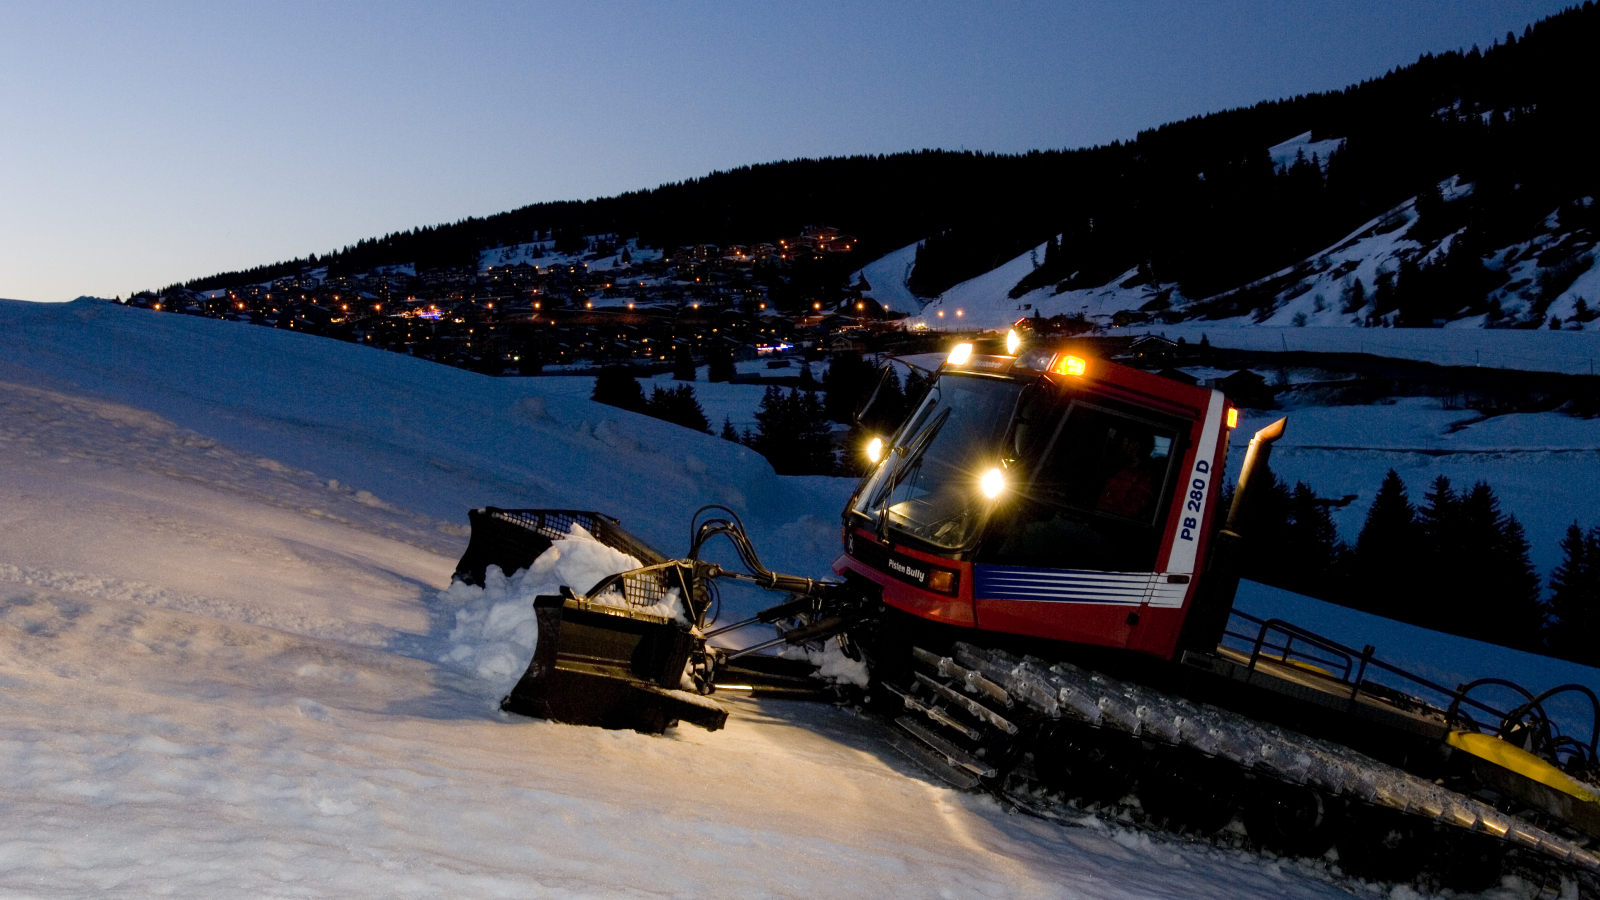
[{"left": 0, "top": 0, "right": 1574, "bottom": 302}]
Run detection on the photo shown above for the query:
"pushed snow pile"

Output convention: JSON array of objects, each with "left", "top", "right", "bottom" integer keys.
[
  {"left": 782, "top": 639, "right": 871, "bottom": 688},
  {"left": 435, "top": 526, "right": 685, "bottom": 697}
]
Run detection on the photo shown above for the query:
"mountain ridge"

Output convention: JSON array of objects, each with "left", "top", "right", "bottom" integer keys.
[{"left": 149, "top": 3, "right": 1597, "bottom": 332}]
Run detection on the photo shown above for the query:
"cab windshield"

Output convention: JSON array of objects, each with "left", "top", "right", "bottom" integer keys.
[
  {"left": 851, "top": 375, "right": 1025, "bottom": 551},
  {"left": 851, "top": 371, "right": 1188, "bottom": 571}
]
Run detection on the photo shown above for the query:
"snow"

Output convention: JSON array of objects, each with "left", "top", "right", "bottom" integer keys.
[
  {"left": 909, "top": 238, "right": 1062, "bottom": 328},
  {"left": 852, "top": 239, "right": 924, "bottom": 313},
  {"left": 478, "top": 236, "right": 661, "bottom": 273},
  {"left": 437, "top": 529, "right": 687, "bottom": 699},
  {"left": 1122, "top": 323, "right": 1600, "bottom": 376},
  {"left": 903, "top": 241, "right": 1179, "bottom": 335},
  {"left": 1226, "top": 400, "right": 1600, "bottom": 579},
  {"left": 1268, "top": 131, "right": 1346, "bottom": 173},
  {"left": 1236, "top": 581, "right": 1599, "bottom": 737},
  {"left": 0, "top": 297, "right": 1587, "bottom": 898}
]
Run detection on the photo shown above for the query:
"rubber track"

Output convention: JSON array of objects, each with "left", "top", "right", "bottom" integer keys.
[{"left": 933, "top": 641, "right": 1600, "bottom": 880}]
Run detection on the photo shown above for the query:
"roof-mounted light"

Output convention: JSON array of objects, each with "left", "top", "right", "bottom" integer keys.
[
  {"left": 1055, "top": 355, "right": 1087, "bottom": 377},
  {"left": 1005, "top": 328, "right": 1021, "bottom": 355},
  {"left": 1227, "top": 407, "right": 1239, "bottom": 429},
  {"left": 946, "top": 343, "right": 973, "bottom": 366}
]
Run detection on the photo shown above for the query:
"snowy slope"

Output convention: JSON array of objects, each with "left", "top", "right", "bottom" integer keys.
[
  {"left": 909, "top": 239, "right": 1069, "bottom": 328},
  {"left": 0, "top": 299, "right": 846, "bottom": 584},
  {"left": 905, "top": 242, "right": 1172, "bottom": 334},
  {"left": 1268, "top": 131, "right": 1345, "bottom": 174},
  {"left": 0, "top": 298, "right": 1412, "bottom": 899},
  {"left": 852, "top": 240, "right": 923, "bottom": 313},
  {"left": 479, "top": 236, "right": 662, "bottom": 273},
  {"left": 904, "top": 164, "right": 1593, "bottom": 341}
]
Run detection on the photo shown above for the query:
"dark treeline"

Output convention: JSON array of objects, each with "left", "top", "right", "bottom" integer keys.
[
  {"left": 174, "top": 4, "right": 1598, "bottom": 310},
  {"left": 587, "top": 351, "right": 926, "bottom": 477},
  {"left": 1239, "top": 467, "right": 1597, "bottom": 664}
]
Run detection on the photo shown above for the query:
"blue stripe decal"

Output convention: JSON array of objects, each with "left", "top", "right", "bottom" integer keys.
[{"left": 975, "top": 565, "right": 1154, "bottom": 605}]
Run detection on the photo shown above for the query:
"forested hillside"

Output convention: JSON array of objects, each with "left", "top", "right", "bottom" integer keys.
[{"left": 172, "top": 3, "right": 1597, "bottom": 315}]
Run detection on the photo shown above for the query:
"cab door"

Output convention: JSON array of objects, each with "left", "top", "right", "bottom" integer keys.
[{"left": 972, "top": 395, "right": 1189, "bottom": 649}]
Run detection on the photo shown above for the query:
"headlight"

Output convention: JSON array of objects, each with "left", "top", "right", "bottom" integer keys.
[
  {"left": 1005, "top": 328, "right": 1021, "bottom": 355},
  {"left": 980, "top": 468, "right": 1005, "bottom": 499},
  {"left": 866, "top": 436, "right": 883, "bottom": 462},
  {"left": 946, "top": 343, "right": 973, "bottom": 365}
]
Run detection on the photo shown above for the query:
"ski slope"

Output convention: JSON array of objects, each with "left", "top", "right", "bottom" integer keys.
[
  {"left": 0, "top": 298, "right": 1587, "bottom": 899},
  {"left": 852, "top": 240, "right": 923, "bottom": 313}
]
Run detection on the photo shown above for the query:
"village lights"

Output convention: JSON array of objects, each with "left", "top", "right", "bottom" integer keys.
[
  {"left": 946, "top": 343, "right": 973, "bottom": 366},
  {"left": 937, "top": 310, "right": 944, "bottom": 318},
  {"left": 956, "top": 309, "right": 964, "bottom": 318},
  {"left": 981, "top": 468, "right": 1006, "bottom": 499},
  {"left": 1006, "top": 328, "right": 1021, "bottom": 355},
  {"left": 866, "top": 436, "right": 884, "bottom": 463}
]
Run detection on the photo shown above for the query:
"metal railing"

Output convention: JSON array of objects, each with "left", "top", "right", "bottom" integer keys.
[{"left": 1221, "top": 609, "right": 1598, "bottom": 773}]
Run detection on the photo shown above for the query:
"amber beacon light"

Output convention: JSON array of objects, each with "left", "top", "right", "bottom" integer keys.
[{"left": 1055, "top": 355, "right": 1087, "bottom": 377}]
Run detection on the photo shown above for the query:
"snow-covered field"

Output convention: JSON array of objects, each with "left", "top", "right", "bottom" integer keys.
[
  {"left": 1225, "top": 399, "right": 1600, "bottom": 577},
  {"left": 1132, "top": 324, "right": 1600, "bottom": 377},
  {"left": 2, "top": 298, "right": 1594, "bottom": 898}
]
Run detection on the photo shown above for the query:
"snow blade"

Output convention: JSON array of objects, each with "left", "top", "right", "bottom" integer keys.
[
  {"left": 500, "top": 592, "right": 725, "bottom": 733},
  {"left": 455, "top": 508, "right": 726, "bottom": 734}
]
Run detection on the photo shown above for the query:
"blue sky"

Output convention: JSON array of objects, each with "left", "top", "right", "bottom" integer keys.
[{"left": 0, "top": 0, "right": 1573, "bottom": 302}]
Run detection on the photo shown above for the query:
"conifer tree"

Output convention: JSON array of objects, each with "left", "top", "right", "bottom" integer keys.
[
  {"left": 592, "top": 366, "right": 646, "bottom": 412},
  {"left": 1237, "top": 475, "right": 1347, "bottom": 598},
  {"left": 646, "top": 384, "right": 710, "bottom": 434},
  {"left": 1547, "top": 523, "right": 1600, "bottom": 666},
  {"left": 821, "top": 351, "right": 876, "bottom": 424},
  {"left": 1405, "top": 475, "right": 1460, "bottom": 625},
  {"left": 1349, "top": 469, "right": 1418, "bottom": 614},
  {"left": 707, "top": 345, "right": 735, "bottom": 383},
  {"left": 750, "top": 387, "right": 835, "bottom": 475},
  {"left": 673, "top": 345, "right": 697, "bottom": 381},
  {"left": 720, "top": 417, "right": 740, "bottom": 443},
  {"left": 1281, "top": 482, "right": 1344, "bottom": 597},
  {"left": 861, "top": 366, "right": 906, "bottom": 434},
  {"left": 1491, "top": 512, "right": 1545, "bottom": 649},
  {"left": 1443, "top": 482, "right": 1542, "bottom": 649}
]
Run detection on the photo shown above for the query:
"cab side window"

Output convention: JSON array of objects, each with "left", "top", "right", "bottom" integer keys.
[{"left": 983, "top": 402, "right": 1182, "bottom": 572}]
